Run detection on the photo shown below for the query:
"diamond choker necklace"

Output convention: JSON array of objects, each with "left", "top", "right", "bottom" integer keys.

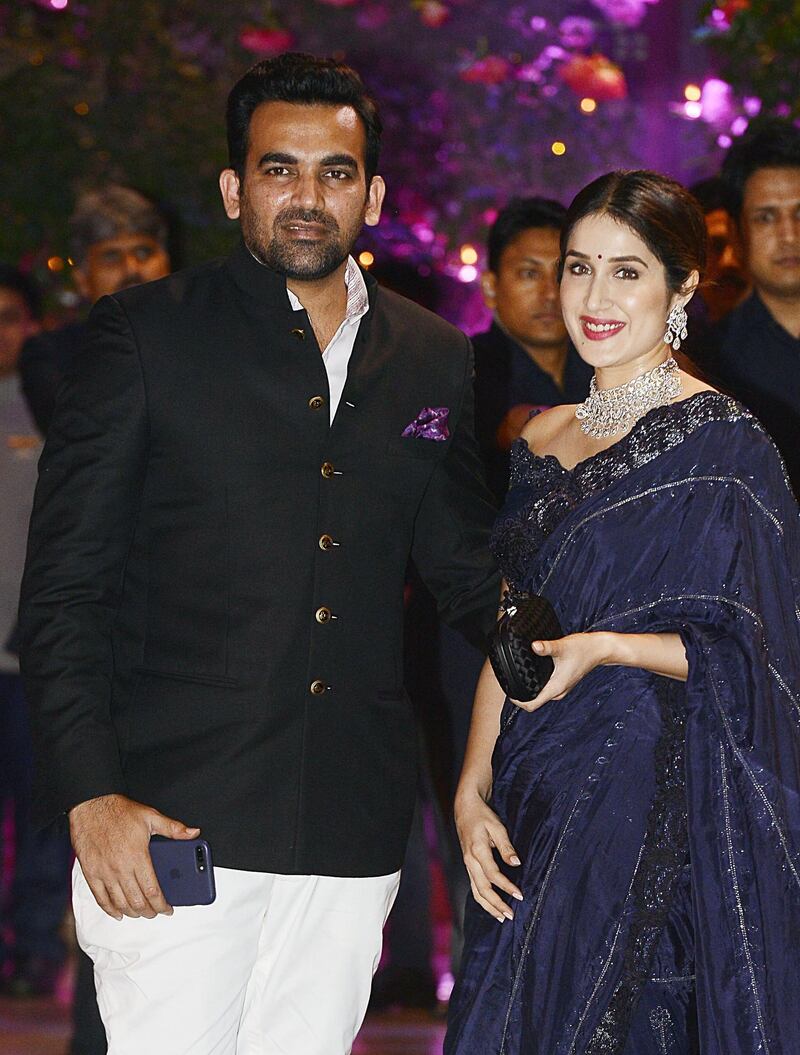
[{"left": 574, "top": 356, "right": 682, "bottom": 439}]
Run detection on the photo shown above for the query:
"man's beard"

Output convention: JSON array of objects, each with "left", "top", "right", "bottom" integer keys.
[{"left": 240, "top": 197, "right": 359, "bottom": 281}]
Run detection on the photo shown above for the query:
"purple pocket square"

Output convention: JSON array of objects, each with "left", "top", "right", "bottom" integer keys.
[{"left": 401, "top": 406, "right": 450, "bottom": 442}]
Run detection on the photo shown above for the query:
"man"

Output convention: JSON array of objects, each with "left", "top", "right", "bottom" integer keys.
[
  {"left": 472, "top": 197, "right": 592, "bottom": 502},
  {"left": 689, "top": 176, "right": 748, "bottom": 323},
  {"left": 20, "top": 53, "right": 499, "bottom": 1053},
  {"left": 0, "top": 266, "right": 66, "bottom": 998},
  {"left": 19, "top": 184, "right": 170, "bottom": 1055},
  {"left": 20, "top": 185, "right": 171, "bottom": 434},
  {"left": 714, "top": 118, "right": 800, "bottom": 494}
]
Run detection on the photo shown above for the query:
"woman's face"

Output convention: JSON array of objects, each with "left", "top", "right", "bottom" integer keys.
[{"left": 560, "top": 212, "right": 682, "bottom": 377}]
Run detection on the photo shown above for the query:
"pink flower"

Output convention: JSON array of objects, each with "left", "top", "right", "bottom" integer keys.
[
  {"left": 589, "top": 0, "right": 657, "bottom": 28},
  {"left": 559, "top": 53, "right": 627, "bottom": 101},
  {"left": 238, "top": 26, "right": 294, "bottom": 56}
]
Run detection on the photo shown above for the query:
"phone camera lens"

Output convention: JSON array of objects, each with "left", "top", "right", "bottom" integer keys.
[{"left": 195, "top": 845, "right": 205, "bottom": 872}]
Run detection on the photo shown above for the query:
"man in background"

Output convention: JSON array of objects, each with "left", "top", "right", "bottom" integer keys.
[
  {"left": 20, "top": 185, "right": 170, "bottom": 434},
  {"left": 0, "top": 265, "right": 68, "bottom": 999},
  {"left": 714, "top": 118, "right": 800, "bottom": 495},
  {"left": 689, "top": 176, "right": 748, "bottom": 323},
  {"left": 471, "top": 197, "right": 592, "bottom": 502}
]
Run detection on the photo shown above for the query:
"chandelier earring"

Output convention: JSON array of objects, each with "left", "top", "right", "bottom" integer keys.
[{"left": 663, "top": 303, "right": 688, "bottom": 351}]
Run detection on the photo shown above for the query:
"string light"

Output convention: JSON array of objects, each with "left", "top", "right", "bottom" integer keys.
[
  {"left": 459, "top": 244, "right": 478, "bottom": 265},
  {"left": 47, "top": 256, "right": 64, "bottom": 272},
  {"left": 50, "top": 0, "right": 69, "bottom": 8},
  {"left": 683, "top": 101, "right": 702, "bottom": 119},
  {"left": 551, "top": 141, "right": 566, "bottom": 156},
  {"left": 580, "top": 98, "right": 597, "bottom": 113},
  {"left": 358, "top": 251, "right": 374, "bottom": 267},
  {"left": 457, "top": 264, "right": 478, "bottom": 283},
  {"left": 684, "top": 84, "right": 701, "bottom": 102}
]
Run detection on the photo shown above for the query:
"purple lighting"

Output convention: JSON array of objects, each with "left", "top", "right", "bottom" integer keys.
[{"left": 731, "top": 115, "right": 749, "bottom": 136}]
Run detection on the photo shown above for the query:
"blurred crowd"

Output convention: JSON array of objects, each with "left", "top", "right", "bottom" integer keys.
[{"left": 2, "top": 115, "right": 799, "bottom": 1050}]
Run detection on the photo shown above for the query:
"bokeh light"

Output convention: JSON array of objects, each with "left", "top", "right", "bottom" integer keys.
[
  {"left": 358, "top": 251, "right": 374, "bottom": 267},
  {"left": 457, "top": 264, "right": 478, "bottom": 283},
  {"left": 580, "top": 97, "right": 597, "bottom": 113},
  {"left": 459, "top": 244, "right": 478, "bottom": 265},
  {"left": 684, "top": 84, "right": 701, "bottom": 101},
  {"left": 551, "top": 140, "right": 566, "bottom": 156},
  {"left": 47, "top": 256, "right": 64, "bottom": 272}
]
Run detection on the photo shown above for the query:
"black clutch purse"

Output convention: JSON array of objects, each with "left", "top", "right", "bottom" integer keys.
[{"left": 487, "top": 592, "right": 563, "bottom": 702}]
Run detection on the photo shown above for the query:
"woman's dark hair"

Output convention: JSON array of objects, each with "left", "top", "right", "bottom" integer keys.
[
  {"left": 487, "top": 197, "right": 566, "bottom": 272},
  {"left": 560, "top": 170, "right": 706, "bottom": 295},
  {"left": 226, "top": 52, "right": 383, "bottom": 186},
  {"left": 720, "top": 117, "right": 800, "bottom": 220}
]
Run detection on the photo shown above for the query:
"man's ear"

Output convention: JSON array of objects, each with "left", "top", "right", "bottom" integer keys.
[
  {"left": 72, "top": 265, "right": 91, "bottom": 301},
  {"left": 364, "top": 176, "right": 386, "bottom": 228},
  {"left": 481, "top": 271, "right": 498, "bottom": 310},
  {"left": 219, "top": 169, "right": 242, "bottom": 220}
]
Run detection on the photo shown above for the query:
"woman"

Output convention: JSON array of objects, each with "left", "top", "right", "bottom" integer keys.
[{"left": 445, "top": 171, "right": 800, "bottom": 1054}]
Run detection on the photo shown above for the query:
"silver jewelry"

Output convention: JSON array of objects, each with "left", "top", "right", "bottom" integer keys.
[
  {"left": 574, "top": 356, "right": 682, "bottom": 438},
  {"left": 663, "top": 303, "right": 688, "bottom": 350}
]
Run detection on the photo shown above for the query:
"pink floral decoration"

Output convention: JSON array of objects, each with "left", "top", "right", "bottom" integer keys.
[
  {"left": 460, "top": 55, "right": 513, "bottom": 86},
  {"left": 239, "top": 26, "right": 294, "bottom": 56},
  {"left": 589, "top": 0, "right": 658, "bottom": 28},
  {"left": 559, "top": 53, "right": 627, "bottom": 100}
]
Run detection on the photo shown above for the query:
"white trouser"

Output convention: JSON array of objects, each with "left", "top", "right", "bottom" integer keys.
[{"left": 72, "top": 861, "right": 400, "bottom": 1055}]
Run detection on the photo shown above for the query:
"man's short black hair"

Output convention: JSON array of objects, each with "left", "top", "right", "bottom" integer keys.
[
  {"left": 0, "top": 265, "right": 42, "bottom": 320},
  {"left": 487, "top": 197, "right": 567, "bottom": 272},
  {"left": 721, "top": 117, "right": 800, "bottom": 220},
  {"left": 689, "top": 177, "right": 729, "bottom": 216},
  {"left": 226, "top": 52, "right": 383, "bottom": 186}
]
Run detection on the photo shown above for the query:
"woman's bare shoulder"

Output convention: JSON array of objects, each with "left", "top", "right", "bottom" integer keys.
[{"left": 519, "top": 404, "right": 576, "bottom": 453}]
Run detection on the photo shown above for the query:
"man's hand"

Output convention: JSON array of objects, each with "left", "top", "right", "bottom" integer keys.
[{"left": 69, "top": 793, "right": 200, "bottom": 920}]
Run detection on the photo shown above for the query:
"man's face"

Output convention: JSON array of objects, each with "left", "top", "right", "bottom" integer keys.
[
  {"left": 219, "top": 101, "right": 384, "bottom": 281},
  {"left": 483, "top": 227, "right": 568, "bottom": 351},
  {"left": 74, "top": 233, "right": 170, "bottom": 304},
  {"left": 0, "top": 288, "right": 39, "bottom": 377},
  {"left": 739, "top": 166, "right": 800, "bottom": 302},
  {"left": 703, "top": 207, "right": 747, "bottom": 321}
]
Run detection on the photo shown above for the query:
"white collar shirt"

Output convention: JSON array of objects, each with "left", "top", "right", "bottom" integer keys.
[{"left": 286, "top": 256, "right": 369, "bottom": 425}]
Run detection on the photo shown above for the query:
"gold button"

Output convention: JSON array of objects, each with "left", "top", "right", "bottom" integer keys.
[
  {"left": 308, "top": 395, "right": 325, "bottom": 410},
  {"left": 319, "top": 534, "right": 334, "bottom": 551},
  {"left": 310, "top": 679, "right": 326, "bottom": 695},
  {"left": 315, "top": 606, "right": 332, "bottom": 624},
  {"left": 291, "top": 328, "right": 306, "bottom": 340},
  {"left": 321, "top": 461, "right": 334, "bottom": 479}
]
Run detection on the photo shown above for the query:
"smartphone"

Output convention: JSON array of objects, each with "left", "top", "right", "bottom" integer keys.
[{"left": 149, "top": 836, "right": 216, "bottom": 906}]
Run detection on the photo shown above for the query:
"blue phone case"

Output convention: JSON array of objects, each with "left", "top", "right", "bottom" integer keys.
[{"left": 149, "top": 837, "right": 216, "bottom": 906}]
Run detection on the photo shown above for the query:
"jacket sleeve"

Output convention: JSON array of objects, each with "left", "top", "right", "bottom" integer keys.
[
  {"left": 410, "top": 334, "right": 501, "bottom": 651},
  {"left": 19, "top": 295, "right": 148, "bottom": 820}
]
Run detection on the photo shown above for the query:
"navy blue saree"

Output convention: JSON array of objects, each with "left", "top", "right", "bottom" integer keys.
[{"left": 445, "top": 392, "right": 800, "bottom": 1054}]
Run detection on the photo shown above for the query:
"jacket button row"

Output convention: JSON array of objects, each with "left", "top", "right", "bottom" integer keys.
[
  {"left": 315, "top": 606, "right": 332, "bottom": 624},
  {"left": 308, "top": 395, "right": 325, "bottom": 410},
  {"left": 321, "top": 461, "right": 335, "bottom": 479},
  {"left": 309, "top": 679, "right": 327, "bottom": 695},
  {"left": 318, "top": 534, "right": 338, "bottom": 551}
]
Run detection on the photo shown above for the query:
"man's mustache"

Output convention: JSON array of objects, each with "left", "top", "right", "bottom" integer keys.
[{"left": 275, "top": 208, "right": 339, "bottom": 233}]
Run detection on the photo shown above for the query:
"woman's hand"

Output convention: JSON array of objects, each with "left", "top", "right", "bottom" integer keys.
[
  {"left": 513, "top": 631, "right": 612, "bottom": 713},
  {"left": 455, "top": 790, "right": 523, "bottom": 922}
]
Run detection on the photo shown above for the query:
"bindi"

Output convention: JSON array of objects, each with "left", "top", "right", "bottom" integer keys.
[{"left": 597, "top": 254, "right": 603, "bottom": 259}]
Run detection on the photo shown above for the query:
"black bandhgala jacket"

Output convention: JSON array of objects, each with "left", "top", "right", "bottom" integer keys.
[{"left": 19, "top": 241, "right": 500, "bottom": 877}]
